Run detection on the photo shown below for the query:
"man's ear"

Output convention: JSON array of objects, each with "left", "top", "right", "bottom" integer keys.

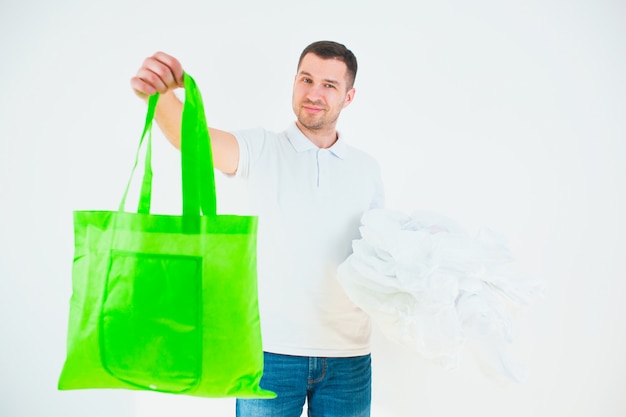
[{"left": 343, "top": 87, "right": 356, "bottom": 108}]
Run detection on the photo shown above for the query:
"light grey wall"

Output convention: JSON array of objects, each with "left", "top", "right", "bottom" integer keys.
[{"left": 1, "top": 0, "right": 625, "bottom": 416}]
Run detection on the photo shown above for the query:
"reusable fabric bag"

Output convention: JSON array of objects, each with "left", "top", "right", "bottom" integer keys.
[{"left": 58, "top": 73, "right": 274, "bottom": 399}]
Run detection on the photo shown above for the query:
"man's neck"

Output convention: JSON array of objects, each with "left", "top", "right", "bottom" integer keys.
[{"left": 295, "top": 121, "right": 338, "bottom": 149}]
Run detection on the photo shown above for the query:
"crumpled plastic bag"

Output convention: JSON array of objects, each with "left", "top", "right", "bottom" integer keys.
[{"left": 337, "top": 209, "right": 543, "bottom": 382}]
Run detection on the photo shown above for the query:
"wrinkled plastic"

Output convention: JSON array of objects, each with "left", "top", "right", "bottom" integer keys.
[{"left": 337, "top": 209, "right": 543, "bottom": 382}]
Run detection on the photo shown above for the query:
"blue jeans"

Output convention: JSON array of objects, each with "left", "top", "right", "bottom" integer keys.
[{"left": 236, "top": 352, "right": 371, "bottom": 417}]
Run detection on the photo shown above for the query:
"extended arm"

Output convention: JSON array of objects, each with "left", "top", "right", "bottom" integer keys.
[{"left": 130, "top": 52, "right": 239, "bottom": 175}]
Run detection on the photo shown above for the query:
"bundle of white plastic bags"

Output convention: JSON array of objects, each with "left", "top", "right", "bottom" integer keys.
[{"left": 337, "top": 209, "right": 543, "bottom": 382}]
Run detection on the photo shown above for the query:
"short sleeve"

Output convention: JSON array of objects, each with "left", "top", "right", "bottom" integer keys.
[{"left": 232, "top": 128, "right": 267, "bottom": 180}]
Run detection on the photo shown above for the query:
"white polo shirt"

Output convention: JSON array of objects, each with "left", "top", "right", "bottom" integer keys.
[{"left": 233, "top": 122, "right": 384, "bottom": 357}]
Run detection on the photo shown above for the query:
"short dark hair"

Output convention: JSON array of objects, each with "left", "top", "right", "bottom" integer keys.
[{"left": 297, "top": 41, "right": 358, "bottom": 89}]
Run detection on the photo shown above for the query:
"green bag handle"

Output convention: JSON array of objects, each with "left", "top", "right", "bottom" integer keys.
[
  {"left": 180, "top": 73, "right": 217, "bottom": 221},
  {"left": 119, "top": 73, "right": 217, "bottom": 232}
]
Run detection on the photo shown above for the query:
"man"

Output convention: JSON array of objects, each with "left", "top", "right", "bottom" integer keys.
[{"left": 131, "top": 40, "right": 384, "bottom": 417}]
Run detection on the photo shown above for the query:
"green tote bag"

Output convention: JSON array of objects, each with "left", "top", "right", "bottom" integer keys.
[{"left": 58, "top": 73, "right": 275, "bottom": 399}]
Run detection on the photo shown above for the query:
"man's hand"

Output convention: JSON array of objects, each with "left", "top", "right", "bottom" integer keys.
[{"left": 130, "top": 51, "right": 185, "bottom": 99}]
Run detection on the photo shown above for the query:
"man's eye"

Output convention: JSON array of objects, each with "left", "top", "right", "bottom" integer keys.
[
  {"left": 325, "top": 84, "right": 336, "bottom": 89},
  {"left": 303, "top": 78, "right": 312, "bottom": 83}
]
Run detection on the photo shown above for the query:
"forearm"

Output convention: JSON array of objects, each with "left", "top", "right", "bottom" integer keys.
[
  {"left": 151, "top": 90, "right": 239, "bottom": 174},
  {"left": 153, "top": 90, "right": 184, "bottom": 150}
]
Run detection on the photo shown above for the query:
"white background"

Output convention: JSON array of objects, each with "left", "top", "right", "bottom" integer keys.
[{"left": 1, "top": 0, "right": 625, "bottom": 416}]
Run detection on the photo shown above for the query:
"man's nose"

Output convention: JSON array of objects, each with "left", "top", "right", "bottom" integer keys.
[{"left": 305, "top": 83, "right": 325, "bottom": 101}]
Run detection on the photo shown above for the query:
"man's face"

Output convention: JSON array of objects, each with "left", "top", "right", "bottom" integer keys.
[{"left": 292, "top": 53, "right": 355, "bottom": 134}]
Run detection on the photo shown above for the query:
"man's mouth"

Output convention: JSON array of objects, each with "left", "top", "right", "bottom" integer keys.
[{"left": 303, "top": 105, "right": 324, "bottom": 114}]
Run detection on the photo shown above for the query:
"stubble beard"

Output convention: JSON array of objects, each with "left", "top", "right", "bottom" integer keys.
[{"left": 296, "top": 107, "right": 340, "bottom": 132}]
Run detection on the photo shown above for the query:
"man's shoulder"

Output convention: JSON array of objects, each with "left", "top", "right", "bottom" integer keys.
[
  {"left": 342, "top": 142, "right": 380, "bottom": 168},
  {"left": 233, "top": 126, "right": 280, "bottom": 139},
  {"left": 234, "top": 126, "right": 287, "bottom": 148}
]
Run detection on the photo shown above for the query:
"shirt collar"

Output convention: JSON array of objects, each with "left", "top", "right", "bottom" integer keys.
[{"left": 286, "top": 122, "right": 348, "bottom": 160}]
